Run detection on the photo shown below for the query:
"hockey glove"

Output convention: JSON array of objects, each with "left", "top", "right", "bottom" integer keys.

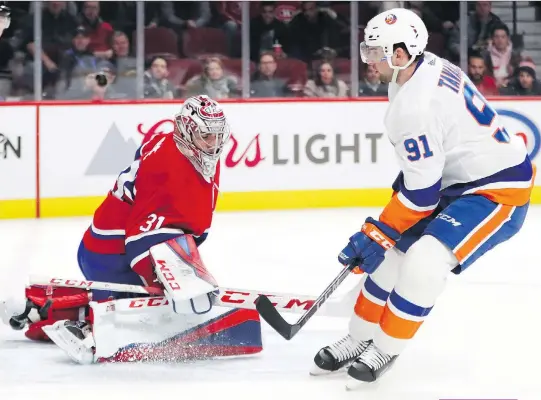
[{"left": 338, "top": 217, "right": 400, "bottom": 274}]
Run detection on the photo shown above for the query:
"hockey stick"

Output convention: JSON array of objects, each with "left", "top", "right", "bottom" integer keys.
[
  {"left": 255, "top": 263, "right": 356, "bottom": 340},
  {"left": 28, "top": 275, "right": 354, "bottom": 317}
]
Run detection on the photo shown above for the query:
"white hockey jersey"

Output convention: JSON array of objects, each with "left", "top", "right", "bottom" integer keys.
[{"left": 379, "top": 52, "right": 534, "bottom": 233}]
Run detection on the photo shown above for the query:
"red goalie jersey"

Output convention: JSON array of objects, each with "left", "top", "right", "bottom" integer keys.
[
  {"left": 83, "top": 133, "right": 220, "bottom": 285},
  {"left": 82, "top": 96, "right": 230, "bottom": 287}
]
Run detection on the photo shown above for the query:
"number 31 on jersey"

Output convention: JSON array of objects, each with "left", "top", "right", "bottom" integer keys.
[{"left": 140, "top": 213, "right": 165, "bottom": 232}]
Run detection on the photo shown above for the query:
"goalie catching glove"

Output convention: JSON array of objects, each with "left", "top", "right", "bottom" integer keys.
[{"left": 338, "top": 217, "right": 400, "bottom": 274}]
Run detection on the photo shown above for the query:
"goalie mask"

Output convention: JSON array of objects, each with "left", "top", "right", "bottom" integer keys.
[{"left": 173, "top": 95, "right": 231, "bottom": 178}]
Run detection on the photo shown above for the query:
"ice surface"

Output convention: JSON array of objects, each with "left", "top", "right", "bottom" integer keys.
[{"left": 0, "top": 207, "right": 540, "bottom": 400}]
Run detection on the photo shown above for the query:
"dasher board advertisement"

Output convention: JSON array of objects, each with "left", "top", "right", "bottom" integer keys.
[
  {"left": 38, "top": 101, "right": 396, "bottom": 198},
  {"left": 1, "top": 98, "right": 541, "bottom": 218},
  {"left": 0, "top": 105, "right": 36, "bottom": 218}
]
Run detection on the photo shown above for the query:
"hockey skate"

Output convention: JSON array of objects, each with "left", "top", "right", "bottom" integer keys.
[
  {"left": 345, "top": 342, "right": 397, "bottom": 390},
  {"left": 310, "top": 335, "right": 371, "bottom": 376},
  {"left": 43, "top": 320, "right": 95, "bottom": 365}
]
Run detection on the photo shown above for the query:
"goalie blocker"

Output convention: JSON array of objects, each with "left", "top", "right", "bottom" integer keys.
[{"left": 0, "top": 235, "right": 263, "bottom": 364}]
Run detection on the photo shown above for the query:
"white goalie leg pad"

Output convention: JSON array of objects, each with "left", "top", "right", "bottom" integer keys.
[
  {"left": 89, "top": 296, "right": 243, "bottom": 362},
  {"left": 44, "top": 296, "right": 248, "bottom": 364},
  {"left": 150, "top": 236, "right": 218, "bottom": 315}
]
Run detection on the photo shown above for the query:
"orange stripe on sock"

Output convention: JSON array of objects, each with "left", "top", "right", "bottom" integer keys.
[
  {"left": 379, "top": 305, "right": 423, "bottom": 340},
  {"left": 454, "top": 205, "right": 513, "bottom": 263},
  {"left": 354, "top": 291, "right": 385, "bottom": 323}
]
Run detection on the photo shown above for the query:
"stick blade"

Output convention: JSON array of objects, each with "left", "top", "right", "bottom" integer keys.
[{"left": 255, "top": 295, "right": 295, "bottom": 340}]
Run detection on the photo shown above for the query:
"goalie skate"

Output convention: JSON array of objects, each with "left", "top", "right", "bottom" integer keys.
[
  {"left": 310, "top": 335, "right": 371, "bottom": 376},
  {"left": 43, "top": 320, "right": 95, "bottom": 365}
]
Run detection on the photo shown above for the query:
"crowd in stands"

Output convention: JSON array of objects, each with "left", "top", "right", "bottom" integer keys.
[
  {"left": 464, "top": 1, "right": 541, "bottom": 96},
  {"left": 0, "top": 1, "right": 539, "bottom": 101}
]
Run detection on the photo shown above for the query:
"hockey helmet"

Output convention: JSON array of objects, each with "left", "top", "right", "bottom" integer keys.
[{"left": 360, "top": 8, "right": 428, "bottom": 71}]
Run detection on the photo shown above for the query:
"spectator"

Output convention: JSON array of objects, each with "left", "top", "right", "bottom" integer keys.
[
  {"left": 109, "top": 31, "right": 136, "bottom": 97},
  {"left": 159, "top": 1, "right": 211, "bottom": 30},
  {"left": 288, "top": 1, "right": 341, "bottom": 63},
  {"left": 500, "top": 61, "right": 541, "bottom": 96},
  {"left": 77, "top": 1, "right": 113, "bottom": 59},
  {"left": 184, "top": 57, "right": 238, "bottom": 99},
  {"left": 111, "top": 31, "right": 131, "bottom": 58},
  {"left": 421, "top": 1, "right": 459, "bottom": 30},
  {"left": 408, "top": 1, "right": 453, "bottom": 34},
  {"left": 448, "top": 1, "right": 502, "bottom": 61},
  {"left": 158, "top": 1, "right": 210, "bottom": 56},
  {"left": 213, "top": 2, "right": 241, "bottom": 56},
  {"left": 468, "top": 51, "right": 498, "bottom": 96},
  {"left": 485, "top": 23, "right": 521, "bottom": 87},
  {"left": 58, "top": 63, "right": 126, "bottom": 100},
  {"left": 110, "top": 31, "right": 135, "bottom": 74},
  {"left": 22, "top": 1, "right": 79, "bottom": 94},
  {"left": 250, "top": 2, "right": 290, "bottom": 62},
  {"left": 250, "top": 52, "right": 288, "bottom": 97},
  {"left": 274, "top": 1, "right": 301, "bottom": 24},
  {"left": 58, "top": 26, "right": 99, "bottom": 91},
  {"left": 98, "top": 2, "right": 160, "bottom": 38},
  {"left": 359, "top": 64, "right": 388, "bottom": 96},
  {"left": 143, "top": 56, "right": 175, "bottom": 99},
  {"left": 304, "top": 61, "right": 348, "bottom": 97},
  {"left": 29, "top": 1, "right": 78, "bottom": 17}
]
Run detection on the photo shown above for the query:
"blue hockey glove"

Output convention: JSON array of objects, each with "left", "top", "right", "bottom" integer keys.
[{"left": 338, "top": 217, "right": 400, "bottom": 274}]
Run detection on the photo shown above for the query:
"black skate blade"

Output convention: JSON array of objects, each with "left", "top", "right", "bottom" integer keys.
[{"left": 255, "top": 295, "right": 297, "bottom": 340}]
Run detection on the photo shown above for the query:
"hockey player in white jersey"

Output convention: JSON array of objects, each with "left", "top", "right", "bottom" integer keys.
[{"left": 310, "top": 8, "right": 534, "bottom": 388}]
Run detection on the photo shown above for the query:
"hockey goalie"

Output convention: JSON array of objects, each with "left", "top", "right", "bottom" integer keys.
[{"left": 0, "top": 95, "right": 263, "bottom": 364}]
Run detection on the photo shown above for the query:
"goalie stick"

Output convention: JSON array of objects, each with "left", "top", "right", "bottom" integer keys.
[
  {"left": 255, "top": 263, "right": 356, "bottom": 340},
  {"left": 28, "top": 275, "right": 356, "bottom": 317}
]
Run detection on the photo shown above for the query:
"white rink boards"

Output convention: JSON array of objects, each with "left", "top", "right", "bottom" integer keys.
[{"left": 0, "top": 208, "right": 540, "bottom": 400}]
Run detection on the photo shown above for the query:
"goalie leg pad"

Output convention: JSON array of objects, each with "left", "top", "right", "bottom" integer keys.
[{"left": 84, "top": 297, "right": 263, "bottom": 363}]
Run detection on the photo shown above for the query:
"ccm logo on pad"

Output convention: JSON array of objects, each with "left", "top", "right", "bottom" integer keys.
[{"left": 156, "top": 260, "right": 181, "bottom": 291}]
